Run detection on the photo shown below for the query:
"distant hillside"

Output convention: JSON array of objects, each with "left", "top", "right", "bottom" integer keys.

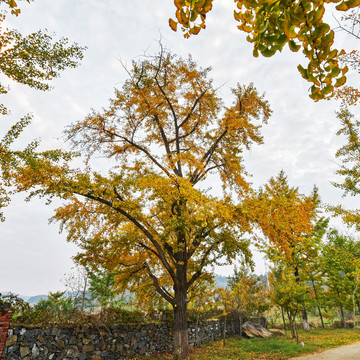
[
  {"left": 0, "top": 292, "right": 45, "bottom": 306},
  {"left": 2, "top": 273, "right": 267, "bottom": 307},
  {"left": 27, "top": 295, "right": 48, "bottom": 306}
]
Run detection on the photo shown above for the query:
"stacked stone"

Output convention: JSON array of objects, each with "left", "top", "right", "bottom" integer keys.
[
  {"left": 3, "top": 320, "right": 240, "bottom": 359},
  {"left": 3, "top": 324, "right": 173, "bottom": 359},
  {"left": 188, "top": 320, "right": 240, "bottom": 346}
]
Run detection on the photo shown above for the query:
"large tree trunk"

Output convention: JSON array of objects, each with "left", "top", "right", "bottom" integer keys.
[
  {"left": 173, "top": 284, "right": 189, "bottom": 359},
  {"left": 302, "top": 308, "right": 310, "bottom": 331}
]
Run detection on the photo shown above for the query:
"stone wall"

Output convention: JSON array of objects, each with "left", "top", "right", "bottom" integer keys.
[{"left": 3, "top": 320, "right": 239, "bottom": 359}]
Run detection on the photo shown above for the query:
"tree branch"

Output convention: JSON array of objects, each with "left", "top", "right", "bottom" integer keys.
[
  {"left": 178, "top": 89, "right": 208, "bottom": 128},
  {"left": 76, "top": 191, "right": 177, "bottom": 282},
  {"left": 191, "top": 127, "right": 228, "bottom": 184},
  {"left": 143, "top": 261, "right": 174, "bottom": 304}
]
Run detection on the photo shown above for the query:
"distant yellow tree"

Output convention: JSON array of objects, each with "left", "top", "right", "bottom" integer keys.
[{"left": 246, "top": 171, "right": 319, "bottom": 331}]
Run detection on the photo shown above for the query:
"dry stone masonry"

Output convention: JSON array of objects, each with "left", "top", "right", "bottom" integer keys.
[{"left": 3, "top": 320, "right": 239, "bottom": 359}]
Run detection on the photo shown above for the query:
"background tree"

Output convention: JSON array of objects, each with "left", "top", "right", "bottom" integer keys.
[
  {"left": 63, "top": 265, "right": 90, "bottom": 312},
  {"left": 214, "top": 287, "right": 233, "bottom": 345},
  {"left": 32, "top": 291, "right": 75, "bottom": 324},
  {"left": 320, "top": 229, "right": 360, "bottom": 325},
  {"left": 4, "top": 49, "right": 271, "bottom": 359},
  {"left": 87, "top": 268, "right": 119, "bottom": 310},
  {"left": 168, "top": 0, "right": 356, "bottom": 100},
  {"left": 0, "top": 0, "right": 84, "bottom": 115},
  {"left": 227, "top": 263, "right": 269, "bottom": 337},
  {"left": 301, "top": 217, "right": 329, "bottom": 328},
  {"left": 0, "top": 116, "right": 34, "bottom": 220},
  {"left": 0, "top": 0, "right": 84, "bottom": 220},
  {"left": 246, "top": 170, "right": 319, "bottom": 331},
  {"left": 333, "top": 11, "right": 360, "bottom": 105},
  {"left": 187, "top": 278, "right": 216, "bottom": 346},
  {"left": 330, "top": 108, "right": 360, "bottom": 229},
  {"left": 268, "top": 260, "right": 310, "bottom": 341}
]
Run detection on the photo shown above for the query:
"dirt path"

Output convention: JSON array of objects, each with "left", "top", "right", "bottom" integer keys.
[{"left": 290, "top": 341, "right": 360, "bottom": 359}]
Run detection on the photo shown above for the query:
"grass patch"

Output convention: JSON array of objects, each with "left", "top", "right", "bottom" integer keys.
[{"left": 139, "top": 328, "right": 360, "bottom": 359}]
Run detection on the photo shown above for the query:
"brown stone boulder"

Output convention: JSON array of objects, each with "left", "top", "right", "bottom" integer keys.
[
  {"left": 269, "top": 328, "right": 285, "bottom": 336},
  {"left": 241, "top": 321, "right": 273, "bottom": 338}
]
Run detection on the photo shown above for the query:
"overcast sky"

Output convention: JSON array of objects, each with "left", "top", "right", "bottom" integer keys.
[{"left": 0, "top": 0, "right": 358, "bottom": 296}]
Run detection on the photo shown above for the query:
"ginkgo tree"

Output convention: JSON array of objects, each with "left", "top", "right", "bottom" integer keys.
[
  {"left": 168, "top": 0, "right": 358, "bottom": 100},
  {"left": 3, "top": 49, "right": 271, "bottom": 358},
  {"left": 268, "top": 260, "right": 310, "bottom": 340},
  {"left": 0, "top": 0, "right": 84, "bottom": 220},
  {"left": 334, "top": 11, "right": 360, "bottom": 106},
  {"left": 227, "top": 264, "right": 269, "bottom": 337},
  {"left": 0, "top": 0, "right": 84, "bottom": 115},
  {"left": 246, "top": 171, "right": 319, "bottom": 331},
  {"left": 320, "top": 229, "right": 360, "bottom": 325},
  {"left": 331, "top": 107, "right": 360, "bottom": 229}
]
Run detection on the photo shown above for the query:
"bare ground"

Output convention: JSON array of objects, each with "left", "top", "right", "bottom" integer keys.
[{"left": 290, "top": 341, "right": 360, "bottom": 360}]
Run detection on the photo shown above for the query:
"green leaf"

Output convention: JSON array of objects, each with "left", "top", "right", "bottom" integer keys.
[
  {"left": 311, "top": 5, "right": 325, "bottom": 23},
  {"left": 311, "top": 84, "right": 320, "bottom": 95},
  {"left": 257, "top": 20, "right": 269, "bottom": 33},
  {"left": 297, "top": 64, "right": 308, "bottom": 79},
  {"left": 276, "top": 34, "right": 288, "bottom": 49},
  {"left": 261, "top": 47, "right": 277, "bottom": 57},
  {"left": 284, "top": 20, "right": 297, "bottom": 38},
  {"left": 328, "top": 49, "right": 338, "bottom": 59},
  {"left": 329, "top": 66, "right": 341, "bottom": 78},
  {"left": 288, "top": 40, "right": 301, "bottom": 52},
  {"left": 336, "top": 1, "right": 349, "bottom": 10},
  {"left": 335, "top": 76, "right": 347, "bottom": 87},
  {"left": 169, "top": 18, "right": 178, "bottom": 32},
  {"left": 190, "top": 10, "right": 197, "bottom": 22},
  {"left": 322, "top": 84, "right": 333, "bottom": 95},
  {"left": 345, "top": 0, "right": 360, "bottom": 8}
]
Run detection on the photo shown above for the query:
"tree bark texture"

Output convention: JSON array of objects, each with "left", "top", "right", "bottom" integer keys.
[
  {"left": 173, "top": 285, "right": 189, "bottom": 359},
  {"left": 301, "top": 308, "right": 310, "bottom": 331}
]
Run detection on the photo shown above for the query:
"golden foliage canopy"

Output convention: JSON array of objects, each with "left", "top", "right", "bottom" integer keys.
[
  {"left": 246, "top": 170, "right": 319, "bottom": 259},
  {"left": 3, "top": 51, "right": 271, "bottom": 312}
]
